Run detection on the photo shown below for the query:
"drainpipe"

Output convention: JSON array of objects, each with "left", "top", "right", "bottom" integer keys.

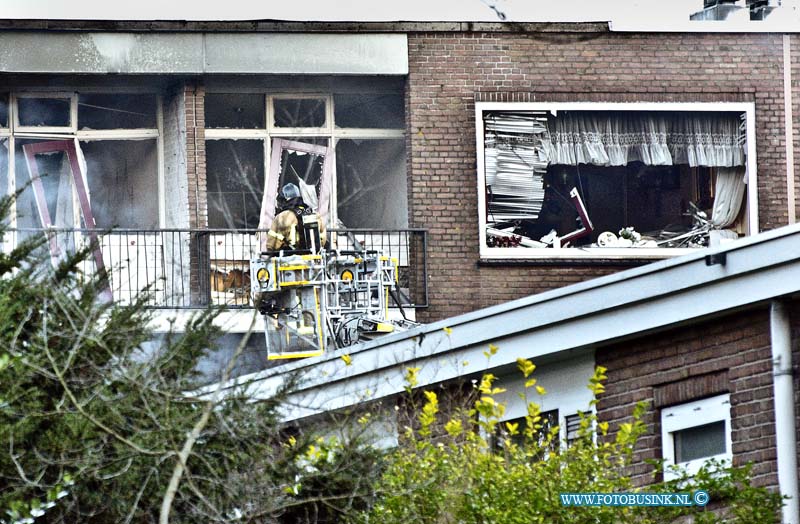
[{"left": 771, "top": 300, "right": 799, "bottom": 524}]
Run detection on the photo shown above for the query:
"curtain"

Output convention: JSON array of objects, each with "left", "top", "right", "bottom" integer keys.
[
  {"left": 711, "top": 167, "right": 747, "bottom": 228},
  {"left": 669, "top": 114, "right": 746, "bottom": 167},
  {"left": 548, "top": 112, "right": 745, "bottom": 168}
]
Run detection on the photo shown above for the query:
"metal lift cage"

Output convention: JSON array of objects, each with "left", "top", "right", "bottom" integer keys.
[{"left": 251, "top": 250, "right": 399, "bottom": 359}]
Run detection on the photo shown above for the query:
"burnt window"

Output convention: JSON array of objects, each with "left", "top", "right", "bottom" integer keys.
[
  {"left": 17, "top": 97, "right": 71, "bottom": 127},
  {"left": 206, "top": 140, "right": 265, "bottom": 230},
  {"left": 478, "top": 105, "right": 752, "bottom": 258},
  {"left": 334, "top": 94, "right": 404, "bottom": 129},
  {"left": 78, "top": 94, "right": 157, "bottom": 129},
  {"left": 273, "top": 98, "right": 326, "bottom": 128},
  {"left": 205, "top": 93, "right": 265, "bottom": 129}
]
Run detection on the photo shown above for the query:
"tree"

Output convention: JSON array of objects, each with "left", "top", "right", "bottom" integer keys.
[
  {"left": 0, "top": 194, "right": 382, "bottom": 524},
  {"left": 356, "top": 360, "right": 783, "bottom": 524}
]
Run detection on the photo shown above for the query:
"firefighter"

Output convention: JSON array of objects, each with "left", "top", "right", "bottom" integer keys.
[{"left": 265, "top": 183, "right": 327, "bottom": 251}]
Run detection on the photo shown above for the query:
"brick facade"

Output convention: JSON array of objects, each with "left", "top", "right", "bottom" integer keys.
[
  {"left": 406, "top": 31, "right": 795, "bottom": 322},
  {"left": 595, "top": 303, "right": 800, "bottom": 489},
  {"left": 184, "top": 82, "right": 207, "bottom": 230}
]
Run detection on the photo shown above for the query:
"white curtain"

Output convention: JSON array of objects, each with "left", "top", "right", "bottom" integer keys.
[
  {"left": 669, "top": 114, "right": 746, "bottom": 167},
  {"left": 549, "top": 112, "right": 672, "bottom": 167},
  {"left": 548, "top": 112, "right": 745, "bottom": 168},
  {"left": 711, "top": 167, "right": 747, "bottom": 228}
]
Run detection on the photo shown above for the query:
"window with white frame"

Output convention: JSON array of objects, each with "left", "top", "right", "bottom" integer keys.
[
  {"left": 204, "top": 92, "right": 407, "bottom": 231},
  {"left": 3, "top": 91, "right": 163, "bottom": 233},
  {"left": 475, "top": 102, "right": 758, "bottom": 259},
  {"left": 661, "top": 394, "right": 732, "bottom": 480}
]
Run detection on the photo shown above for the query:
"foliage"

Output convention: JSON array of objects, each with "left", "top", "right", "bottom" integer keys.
[
  {"left": 0, "top": 194, "right": 382, "bottom": 524},
  {"left": 356, "top": 358, "right": 783, "bottom": 524}
]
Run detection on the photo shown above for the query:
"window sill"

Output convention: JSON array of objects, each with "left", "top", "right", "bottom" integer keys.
[{"left": 478, "top": 247, "right": 697, "bottom": 265}]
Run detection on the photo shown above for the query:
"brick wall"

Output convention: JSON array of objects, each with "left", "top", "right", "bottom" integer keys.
[
  {"left": 407, "top": 31, "right": 793, "bottom": 322},
  {"left": 792, "top": 34, "right": 800, "bottom": 223},
  {"left": 595, "top": 308, "right": 778, "bottom": 488},
  {"left": 182, "top": 82, "right": 209, "bottom": 304},
  {"left": 184, "top": 82, "right": 207, "bottom": 230}
]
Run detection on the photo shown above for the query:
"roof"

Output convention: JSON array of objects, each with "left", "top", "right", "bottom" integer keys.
[
  {"left": 210, "top": 223, "right": 800, "bottom": 422},
  {"left": 0, "top": 0, "right": 798, "bottom": 33}
]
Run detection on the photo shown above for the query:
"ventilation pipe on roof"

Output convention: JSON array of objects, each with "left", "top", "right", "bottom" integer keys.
[
  {"left": 771, "top": 300, "right": 799, "bottom": 524},
  {"left": 690, "top": 0, "right": 749, "bottom": 21},
  {"left": 690, "top": 0, "right": 787, "bottom": 20},
  {"left": 747, "top": 0, "right": 783, "bottom": 19}
]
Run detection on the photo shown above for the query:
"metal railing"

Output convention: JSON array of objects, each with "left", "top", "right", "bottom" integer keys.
[{"left": 3, "top": 228, "right": 428, "bottom": 309}]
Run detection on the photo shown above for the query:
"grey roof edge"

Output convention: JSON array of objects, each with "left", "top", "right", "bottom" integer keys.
[
  {"left": 0, "top": 19, "right": 610, "bottom": 33},
  {"left": 216, "top": 223, "right": 800, "bottom": 403}
]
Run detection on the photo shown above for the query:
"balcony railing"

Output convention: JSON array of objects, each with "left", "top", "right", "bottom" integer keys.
[{"left": 3, "top": 228, "right": 428, "bottom": 309}]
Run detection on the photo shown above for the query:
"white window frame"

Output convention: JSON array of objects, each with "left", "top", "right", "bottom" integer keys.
[
  {"left": 3, "top": 90, "right": 165, "bottom": 231},
  {"left": 13, "top": 92, "right": 78, "bottom": 134},
  {"left": 475, "top": 101, "right": 758, "bottom": 260},
  {"left": 204, "top": 91, "right": 405, "bottom": 228},
  {"left": 661, "top": 393, "right": 732, "bottom": 480}
]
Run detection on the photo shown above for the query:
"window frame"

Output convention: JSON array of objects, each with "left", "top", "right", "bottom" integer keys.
[
  {"left": 3, "top": 90, "right": 165, "bottom": 233},
  {"left": 13, "top": 92, "right": 78, "bottom": 133},
  {"left": 661, "top": 393, "right": 732, "bottom": 480},
  {"left": 204, "top": 90, "right": 405, "bottom": 228},
  {"left": 475, "top": 101, "right": 758, "bottom": 260}
]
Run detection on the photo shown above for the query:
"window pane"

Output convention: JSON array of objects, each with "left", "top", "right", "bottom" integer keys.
[
  {"left": 276, "top": 138, "right": 328, "bottom": 214},
  {"left": 273, "top": 98, "right": 326, "bottom": 128},
  {"left": 335, "top": 139, "right": 407, "bottom": 228},
  {"left": 82, "top": 140, "right": 159, "bottom": 229},
  {"left": 79, "top": 93, "right": 157, "bottom": 129},
  {"left": 205, "top": 93, "right": 265, "bottom": 129},
  {"left": 14, "top": 141, "right": 75, "bottom": 228},
  {"left": 207, "top": 140, "right": 265, "bottom": 229},
  {"left": 18, "top": 97, "right": 71, "bottom": 127},
  {"left": 334, "top": 94, "right": 404, "bottom": 129},
  {"left": 673, "top": 421, "right": 726, "bottom": 463},
  {"left": 0, "top": 94, "right": 8, "bottom": 127},
  {"left": 14, "top": 139, "right": 44, "bottom": 230}
]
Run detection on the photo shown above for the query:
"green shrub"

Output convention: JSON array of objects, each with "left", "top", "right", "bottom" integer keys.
[{"left": 357, "top": 359, "right": 782, "bottom": 524}]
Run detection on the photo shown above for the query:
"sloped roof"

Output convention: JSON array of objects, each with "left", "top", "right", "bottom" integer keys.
[{"left": 210, "top": 223, "right": 800, "bottom": 422}]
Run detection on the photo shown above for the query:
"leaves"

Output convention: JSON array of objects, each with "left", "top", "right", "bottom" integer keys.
[
  {"left": 360, "top": 361, "right": 781, "bottom": 524},
  {"left": 0, "top": 193, "right": 384, "bottom": 524}
]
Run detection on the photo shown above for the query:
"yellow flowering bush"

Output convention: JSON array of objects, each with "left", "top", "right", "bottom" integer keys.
[{"left": 354, "top": 361, "right": 781, "bottom": 524}]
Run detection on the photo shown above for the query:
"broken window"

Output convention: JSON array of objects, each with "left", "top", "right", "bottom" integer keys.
[
  {"left": 478, "top": 105, "right": 752, "bottom": 257},
  {"left": 273, "top": 98, "right": 327, "bottom": 128},
  {"left": 205, "top": 93, "right": 265, "bottom": 129},
  {"left": 81, "top": 140, "right": 159, "bottom": 229},
  {"left": 334, "top": 94, "right": 404, "bottom": 129},
  {"left": 17, "top": 96, "right": 72, "bottom": 128},
  {"left": 78, "top": 93, "right": 157, "bottom": 129},
  {"left": 335, "top": 139, "right": 408, "bottom": 228},
  {"left": 13, "top": 139, "right": 76, "bottom": 231},
  {"left": 275, "top": 138, "right": 328, "bottom": 212},
  {"left": 206, "top": 140, "right": 265, "bottom": 229}
]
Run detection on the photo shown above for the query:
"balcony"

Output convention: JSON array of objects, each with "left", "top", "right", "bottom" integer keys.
[{"left": 3, "top": 228, "right": 428, "bottom": 309}]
